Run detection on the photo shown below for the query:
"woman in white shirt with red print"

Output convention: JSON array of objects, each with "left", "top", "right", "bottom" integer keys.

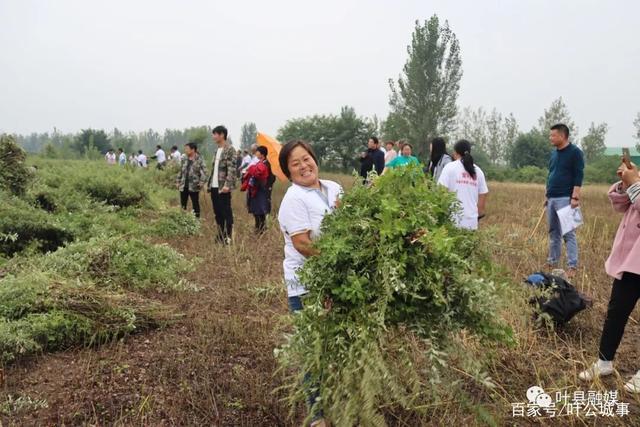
[{"left": 437, "top": 139, "right": 489, "bottom": 230}]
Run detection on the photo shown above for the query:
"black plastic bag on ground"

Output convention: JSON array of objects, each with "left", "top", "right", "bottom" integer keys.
[{"left": 525, "top": 272, "right": 588, "bottom": 325}]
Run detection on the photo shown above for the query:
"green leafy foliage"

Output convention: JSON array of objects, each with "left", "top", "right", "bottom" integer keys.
[
  {"left": 80, "top": 176, "right": 147, "bottom": 207},
  {"left": 387, "top": 15, "right": 462, "bottom": 157},
  {"left": 0, "top": 134, "right": 33, "bottom": 196},
  {"left": 152, "top": 208, "right": 201, "bottom": 238},
  {"left": 277, "top": 165, "right": 512, "bottom": 425},
  {"left": 0, "top": 271, "right": 167, "bottom": 363},
  {"left": 508, "top": 130, "right": 552, "bottom": 169},
  {"left": 74, "top": 129, "right": 111, "bottom": 154},
  {"left": 0, "top": 195, "right": 75, "bottom": 256},
  {"left": 0, "top": 157, "right": 199, "bottom": 363},
  {"left": 41, "top": 236, "right": 194, "bottom": 291},
  {"left": 240, "top": 122, "right": 258, "bottom": 150},
  {"left": 583, "top": 155, "right": 621, "bottom": 184},
  {"left": 581, "top": 122, "right": 608, "bottom": 163},
  {"left": 277, "top": 106, "right": 377, "bottom": 172}
]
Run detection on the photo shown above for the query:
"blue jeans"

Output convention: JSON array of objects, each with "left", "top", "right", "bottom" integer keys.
[
  {"left": 288, "top": 295, "right": 323, "bottom": 421},
  {"left": 546, "top": 197, "right": 578, "bottom": 268}
]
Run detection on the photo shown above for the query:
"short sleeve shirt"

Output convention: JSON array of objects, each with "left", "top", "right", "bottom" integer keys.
[
  {"left": 437, "top": 160, "right": 488, "bottom": 230},
  {"left": 278, "top": 179, "right": 343, "bottom": 297},
  {"left": 155, "top": 149, "right": 166, "bottom": 163}
]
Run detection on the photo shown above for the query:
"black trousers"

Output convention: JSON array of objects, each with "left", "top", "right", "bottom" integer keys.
[
  {"left": 266, "top": 186, "right": 273, "bottom": 214},
  {"left": 210, "top": 188, "right": 233, "bottom": 242},
  {"left": 180, "top": 189, "right": 200, "bottom": 218},
  {"left": 598, "top": 272, "right": 640, "bottom": 361},
  {"left": 254, "top": 214, "right": 266, "bottom": 233}
]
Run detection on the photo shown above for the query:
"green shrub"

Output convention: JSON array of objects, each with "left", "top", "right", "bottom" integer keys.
[
  {"left": 0, "top": 157, "right": 197, "bottom": 364},
  {"left": 0, "top": 273, "right": 51, "bottom": 319},
  {"left": 0, "top": 271, "right": 168, "bottom": 363},
  {"left": 0, "top": 134, "right": 33, "bottom": 196},
  {"left": 80, "top": 176, "right": 147, "bottom": 207},
  {"left": 41, "top": 236, "right": 194, "bottom": 291},
  {"left": 514, "top": 166, "right": 547, "bottom": 184},
  {"left": 0, "top": 196, "right": 74, "bottom": 256},
  {"left": 152, "top": 208, "right": 201, "bottom": 237},
  {"left": 485, "top": 155, "right": 621, "bottom": 185},
  {"left": 583, "top": 155, "right": 620, "bottom": 185},
  {"left": 149, "top": 162, "right": 182, "bottom": 189}
]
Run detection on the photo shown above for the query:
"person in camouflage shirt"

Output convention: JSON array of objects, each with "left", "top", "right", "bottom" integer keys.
[
  {"left": 176, "top": 142, "right": 207, "bottom": 218},
  {"left": 207, "top": 125, "right": 237, "bottom": 244}
]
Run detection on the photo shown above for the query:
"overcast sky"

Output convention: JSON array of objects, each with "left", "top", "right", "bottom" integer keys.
[{"left": 1, "top": 0, "right": 638, "bottom": 147}]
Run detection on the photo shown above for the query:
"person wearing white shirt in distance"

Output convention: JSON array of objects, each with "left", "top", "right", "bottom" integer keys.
[
  {"left": 105, "top": 149, "right": 116, "bottom": 165},
  {"left": 153, "top": 145, "right": 167, "bottom": 169},
  {"left": 277, "top": 140, "right": 341, "bottom": 427},
  {"left": 117, "top": 148, "right": 126, "bottom": 166},
  {"left": 239, "top": 149, "right": 252, "bottom": 175},
  {"left": 169, "top": 145, "right": 183, "bottom": 164},
  {"left": 437, "top": 139, "right": 488, "bottom": 230},
  {"left": 136, "top": 150, "right": 148, "bottom": 168}
]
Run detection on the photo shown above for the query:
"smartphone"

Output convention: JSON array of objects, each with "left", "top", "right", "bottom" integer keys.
[{"left": 622, "top": 148, "right": 632, "bottom": 168}]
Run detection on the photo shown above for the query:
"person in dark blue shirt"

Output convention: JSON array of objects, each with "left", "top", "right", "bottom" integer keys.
[
  {"left": 359, "top": 136, "right": 385, "bottom": 184},
  {"left": 545, "top": 123, "right": 584, "bottom": 276}
]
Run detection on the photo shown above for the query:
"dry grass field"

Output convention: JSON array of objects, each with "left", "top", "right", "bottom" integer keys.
[{"left": 4, "top": 176, "right": 640, "bottom": 426}]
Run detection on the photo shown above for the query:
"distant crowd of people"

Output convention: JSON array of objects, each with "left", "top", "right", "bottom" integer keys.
[
  {"left": 105, "top": 145, "right": 182, "bottom": 169},
  {"left": 103, "top": 128, "right": 277, "bottom": 240},
  {"left": 171, "top": 126, "right": 276, "bottom": 240},
  {"left": 359, "top": 135, "right": 486, "bottom": 230}
]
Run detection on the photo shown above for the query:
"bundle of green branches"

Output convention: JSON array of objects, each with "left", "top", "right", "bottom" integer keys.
[
  {"left": 277, "top": 165, "right": 513, "bottom": 426},
  {"left": 0, "top": 271, "right": 170, "bottom": 363},
  {"left": 0, "top": 134, "right": 33, "bottom": 196}
]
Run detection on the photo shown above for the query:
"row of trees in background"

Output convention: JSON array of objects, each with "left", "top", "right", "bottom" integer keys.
[
  {"left": 274, "top": 14, "right": 636, "bottom": 184},
  {"left": 15, "top": 126, "right": 222, "bottom": 160},
  {"left": 240, "top": 122, "right": 257, "bottom": 151},
  {"left": 274, "top": 95, "right": 622, "bottom": 181},
  {"left": 277, "top": 107, "right": 379, "bottom": 171},
  {"left": 453, "top": 97, "right": 609, "bottom": 168}
]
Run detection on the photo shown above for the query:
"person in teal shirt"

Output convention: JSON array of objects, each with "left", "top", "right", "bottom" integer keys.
[{"left": 383, "top": 142, "right": 419, "bottom": 173}]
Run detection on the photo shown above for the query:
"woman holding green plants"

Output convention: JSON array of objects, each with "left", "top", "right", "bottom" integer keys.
[{"left": 277, "top": 140, "right": 342, "bottom": 427}]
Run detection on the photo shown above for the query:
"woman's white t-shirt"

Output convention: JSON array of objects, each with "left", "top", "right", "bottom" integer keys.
[
  {"left": 437, "top": 160, "right": 488, "bottom": 230},
  {"left": 278, "top": 179, "right": 342, "bottom": 297}
]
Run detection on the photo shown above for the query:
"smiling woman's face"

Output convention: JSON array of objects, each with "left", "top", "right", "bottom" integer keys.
[{"left": 287, "top": 145, "right": 319, "bottom": 187}]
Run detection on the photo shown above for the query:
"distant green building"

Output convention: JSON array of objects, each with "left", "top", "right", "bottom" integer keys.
[{"left": 604, "top": 146, "right": 640, "bottom": 164}]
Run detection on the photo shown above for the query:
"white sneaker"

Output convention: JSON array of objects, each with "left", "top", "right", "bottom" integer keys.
[
  {"left": 578, "top": 360, "right": 614, "bottom": 381},
  {"left": 624, "top": 370, "right": 640, "bottom": 393}
]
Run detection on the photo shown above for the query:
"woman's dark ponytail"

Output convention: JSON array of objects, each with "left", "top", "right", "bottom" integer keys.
[
  {"left": 429, "top": 137, "right": 448, "bottom": 176},
  {"left": 453, "top": 139, "right": 476, "bottom": 179}
]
